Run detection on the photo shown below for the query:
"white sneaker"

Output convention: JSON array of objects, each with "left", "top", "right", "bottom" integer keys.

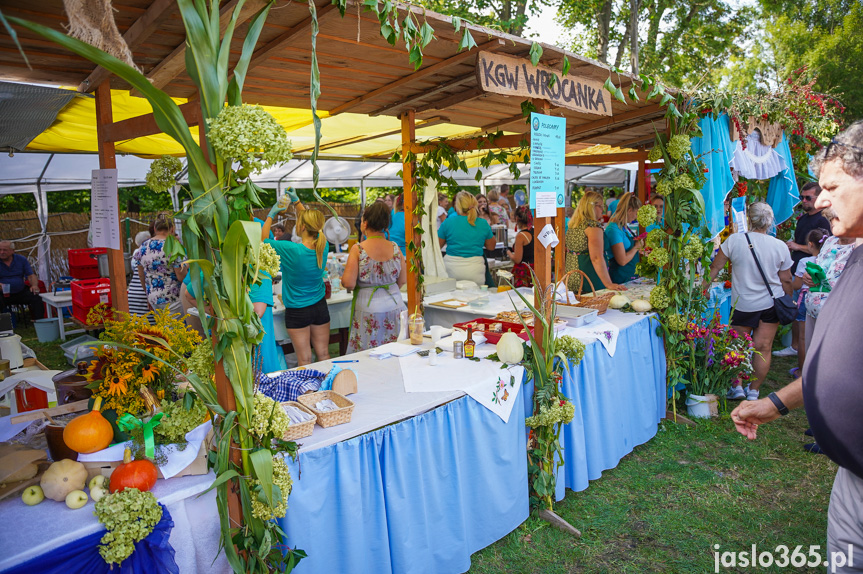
[
  {"left": 726, "top": 386, "right": 745, "bottom": 400},
  {"left": 746, "top": 387, "right": 760, "bottom": 401},
  {"left": 772, "top": 346, "right": 798, "bottom": 357}
]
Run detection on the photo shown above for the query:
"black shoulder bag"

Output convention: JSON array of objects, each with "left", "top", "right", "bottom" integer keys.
[{"left": 744, "top": 232, "right": 796, "bottom": 325}]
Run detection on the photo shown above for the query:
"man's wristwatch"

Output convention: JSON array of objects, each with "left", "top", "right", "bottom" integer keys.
[{"left": 767, "top": 392, "right": 789, "bottom": 416}]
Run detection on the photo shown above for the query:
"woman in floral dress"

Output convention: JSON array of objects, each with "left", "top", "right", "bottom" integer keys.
[
  {"left": 132, "top": 215, "right": 186, "bottom": 314},
  {"left": 342, "top": 202, "right": 407, "bottom": 353}
]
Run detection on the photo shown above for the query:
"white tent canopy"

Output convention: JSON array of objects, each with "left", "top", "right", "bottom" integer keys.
[{"left": 0, "top": 152, "right": 153, "bottom": 195}]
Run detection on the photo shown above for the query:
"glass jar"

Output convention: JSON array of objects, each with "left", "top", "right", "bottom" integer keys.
[{"left": 409, "top": 315, "right": 425, "bottom": 345}]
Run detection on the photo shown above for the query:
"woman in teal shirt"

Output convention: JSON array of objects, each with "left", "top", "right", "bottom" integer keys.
[
  {"left": 263, "top": 195, "right": 331, "bottom": 366},
  {"left": 604, "top": 193, "right": 644, "bottom": 284},
  {"left": 645, "top": 195, "right": 664, "bottom": 233},
  {"left": 388, "top": 194, "right": 406, "bottom": 256},
  {"left": 438, "top": 191, "right": 496, "bottom": 286},
  {"left": 249, "top": 271, "right": 288, "bottom": 373}
]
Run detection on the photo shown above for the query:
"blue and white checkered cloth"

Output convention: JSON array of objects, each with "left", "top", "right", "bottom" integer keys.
[{"left": 256, "top": 368, "right": 327, "bottom": 403}]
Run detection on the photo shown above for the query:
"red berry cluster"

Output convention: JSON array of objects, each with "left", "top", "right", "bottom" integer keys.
[
  {"left": 736, "top": 180, "right": 747, "bottom": 197},
  {"left": 732, "top": 115, "right": 747, "bottom": 149}
]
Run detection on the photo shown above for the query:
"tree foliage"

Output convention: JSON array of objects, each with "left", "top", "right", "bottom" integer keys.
[
  {"left": 556, "top": 0, "right": 755, "bottom": 87},
  {"left": 416, "top": 0, "right": 544, "bottom": 36}
]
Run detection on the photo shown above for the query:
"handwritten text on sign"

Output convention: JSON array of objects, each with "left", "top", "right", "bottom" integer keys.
[{"left": 475, "top": 52, "right": 611, "bottom": 117}]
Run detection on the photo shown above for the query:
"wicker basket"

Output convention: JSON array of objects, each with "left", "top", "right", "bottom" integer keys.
[
  {"left": 559, "top": 270, "right": 614, "bottom": 315},
  {"left": 297, "top": 391, "right": 354, "bottom": 428},
  {"left": 280, "top": 401, "right": 317, "bottom": 440}
]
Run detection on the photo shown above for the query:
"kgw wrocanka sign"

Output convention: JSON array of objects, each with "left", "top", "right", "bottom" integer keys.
[{"left": 475, "top": 51, "right": 612, "bottom": 117}]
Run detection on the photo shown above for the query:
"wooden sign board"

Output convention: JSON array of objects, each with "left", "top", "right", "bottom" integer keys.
[{"left": 475, "top": 51, "right": 612, "bottom": 117}]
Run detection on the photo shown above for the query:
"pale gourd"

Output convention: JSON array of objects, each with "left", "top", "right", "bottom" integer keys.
[
  {"left": 40, "top": 459, "right": 88, "bottom": 502},
  {"left": 631, "top": 299, "right": 653, "bottom": 312},
  {"left": 609, "top": 294, "right": 631, "bottom": 309},
  {"left": 496, "top": 332, "right": 524, "bottom": 364}
]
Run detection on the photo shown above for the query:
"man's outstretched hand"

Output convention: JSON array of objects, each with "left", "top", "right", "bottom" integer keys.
[{"left": 730, "top": 399, "right": 781, "bottom": 440}]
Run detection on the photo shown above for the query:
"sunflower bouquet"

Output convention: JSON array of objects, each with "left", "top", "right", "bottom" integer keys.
[{"left": 85, "top": 306, "right": 204, "bottom": 416}]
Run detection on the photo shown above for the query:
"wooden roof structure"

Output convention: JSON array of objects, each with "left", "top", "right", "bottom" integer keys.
[{"left": 0, "top": 0, "right": 668, "bottom": 155}]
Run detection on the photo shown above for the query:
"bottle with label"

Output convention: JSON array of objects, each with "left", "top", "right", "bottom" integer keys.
[{"left": 464, "top": 326, "right": 475, "bottom": 359}]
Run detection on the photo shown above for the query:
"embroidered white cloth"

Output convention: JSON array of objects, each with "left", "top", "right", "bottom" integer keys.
[
  {"left": 399, "top": 351, "right": 524, "bottom": 423},
  {"left": 559, "top": 316, "right": 621, "bottom": 357},
  {"left": 77, "top": 420, "right": 212, "bottom": 479},
  {"left": 730, "top": 130, "right": 786, "bottom": 180}
]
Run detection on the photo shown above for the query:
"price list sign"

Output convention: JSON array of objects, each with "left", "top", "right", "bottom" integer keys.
[
  {"left": 529, "top": 112, "right": 566, "bottom": 217},
  {"left": 91, "top": 169, "right": 121, "bottom": 250}
]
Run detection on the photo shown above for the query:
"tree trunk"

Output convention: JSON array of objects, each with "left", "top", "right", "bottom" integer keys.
[
  {"left": 595, "top": 0, "right": 614, "bottom": 64},
  {"left": 614, "top": 24, "right": 631, "bottom": 69}
]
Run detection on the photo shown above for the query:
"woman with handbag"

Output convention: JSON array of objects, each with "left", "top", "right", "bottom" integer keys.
[{"left": 707, "top": 202, "right": 793, "bottom": 401}]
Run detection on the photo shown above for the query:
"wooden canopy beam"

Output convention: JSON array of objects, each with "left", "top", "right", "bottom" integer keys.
[
  {"left": 139, "top": 0, "right": 269, "bottom": 94},
  {"left": 78, "top": 0, "right": 176, "bottom": 93},
  {"left": 565, "top": 151, "right": 648, "bottom": 164},
  {"left": 327, "top": 38, "right": 505, "bottom": 116},
  {"left": 370, "top": 73, "right": 475, "bottom": 116},
  {"left": 244, "top": 3, "right": 339, "bottom": 76},
  {"left": 292, "top": 116, "right": 449, "bottom": 154},
  {"left": 415, "top": 86, "right": 484, "bottom": 113},
  {"left": 617, "top": 134, "right": 657, "bottom": 149},
  {"left": 405, "top": 132, "right": 527, "bottom": 155},
  {"left": 567, "top": 116, "right": 664, "bottom": 145},
  {"left": 564, "top": 103, "right": 663, "bottom": 141},
  {"left": 104, "top": 101, "right": 202, "bottom": 142}
]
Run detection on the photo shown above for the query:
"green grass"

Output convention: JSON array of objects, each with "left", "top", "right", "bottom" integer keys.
[
  {"left": 469, "top": 354, "right": 836, "bottom": 574},
  {"left": 16, "top": 324, "right": 69, "bottom": 371}
]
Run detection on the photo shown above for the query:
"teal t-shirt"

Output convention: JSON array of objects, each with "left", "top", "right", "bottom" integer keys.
[
  {"left": 389, "top": 211, "right": 406, "bottom": 256},
  {"left": 438, "top": 214, "right": 493, "bottom": 257},
  {"left": 608, "top": 199, "right": 619, "bottom": 215},
  {"left": 604, "top": 222, "right": 639, "bottom": 284},
  {"left": 249, "top": 271, "right": 274, "bottom": 306},
  {"left": 264, "top": 239, "right": 328, "bottom": 308}
]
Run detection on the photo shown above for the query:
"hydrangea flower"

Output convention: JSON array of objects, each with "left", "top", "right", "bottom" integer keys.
[
  {"left": 667, "top": 134, "right": 691, "bottom": 161},
  {"left": 682, "top": 237, "right": 704, "bottom": 260},
  {"left": 252, "top": 392, "right": 291, "bottom": 440},
  {"left": 650, "top": 285, "right": 671, "bottom": 309},
  {"left": 665, "top": 314, "right": 688, "bottom": 332},
  {"left": 145, "top": 155, "right": 183, "bottom": 193},
  {"left": 637, "top": 204, "right": 657, "bottom": 228},
  {"left": 250, "top": 456, "right": 293, "bottom": 520},
  {"left": 646, "top": 228, "right": 665, "bottom": 249},
  {"left": 647, "top": 247, "right": 669, "bottom": 268},
  {"left": 674, "top": 174, "right": 695, "bottom": 190},
  {"left": 207, "top": 104, "right": 293, "bottom": 176},
  {"left": 655, "top": 178, "right": 673, "bottom": 196},
  {"left": 648, "top": 146, "right": 663, "bottom": 162}
]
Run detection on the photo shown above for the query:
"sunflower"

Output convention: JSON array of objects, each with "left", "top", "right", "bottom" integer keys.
[
  {"left": 105, "top": 373, "right": 131, "bottom": 397},
  {"left": 140, "top": 362, "right": 161, "bottom": 384},
  {"left": 85, "top": 354, "right": 111, "bottom": 382}
]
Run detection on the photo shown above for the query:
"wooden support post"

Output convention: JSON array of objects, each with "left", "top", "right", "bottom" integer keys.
[
  {"left": 401, "top": 110, "right": 420, "bottom": 317},
  {"left": 94, "top": 82, "right": 128, "bottom": 313},
  {"left": 555, "top": 206, "right": 565, "bottom": 284},
  {"left": 532, "top": 103, "right": 553, "bottom": 350},
  {"left": 637, "top": 151, "right": 647, "bottom": 205}
]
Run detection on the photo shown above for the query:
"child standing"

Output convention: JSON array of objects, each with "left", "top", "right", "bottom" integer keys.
[{"left": 789, "top": 227, "right": 829, "bottom": 377}]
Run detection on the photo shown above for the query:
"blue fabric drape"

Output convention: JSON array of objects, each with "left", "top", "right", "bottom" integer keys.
[
  {"left": 523, "top": 317, "right": 666, "bottom": 500},
  {"left": 3, "top": 504, "right": 177, "bottom": 574},
  {"left": 281, "top": 395, "right": 528, "bottom": 574},
  {"left": 766, "top": 132, "right": 800, "bottom": 226},
  {"left": 692, "top": 113, "right": 736, "bottom": 239}
]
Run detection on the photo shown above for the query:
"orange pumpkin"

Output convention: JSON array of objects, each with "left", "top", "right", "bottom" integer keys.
[
  {"left": 109, "top": 448, "right": 158, "bottom": 493},
  {"left": 63, "top": 396, "right": 114, "bottom": 454}
]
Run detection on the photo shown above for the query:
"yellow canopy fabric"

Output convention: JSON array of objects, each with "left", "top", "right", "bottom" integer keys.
[{"left": 25, "top": 88, "right": 474, "bottom": 159}]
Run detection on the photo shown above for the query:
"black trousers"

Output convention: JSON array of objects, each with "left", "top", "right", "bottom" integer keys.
[{"left": 0, "top": 289, "right": 45, "bottom": 320}]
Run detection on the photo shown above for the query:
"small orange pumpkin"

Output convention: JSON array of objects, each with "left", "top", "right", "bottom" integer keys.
[
  {"left": 109, "top": 448, "right": 158, "bottom": 493},
  {"left": 63, "top": 396, "right": 114, "bottom": 454}
]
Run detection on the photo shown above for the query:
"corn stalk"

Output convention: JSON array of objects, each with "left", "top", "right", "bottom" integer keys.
[{"left": 8, "top": 1, "right": 304, "bottom": 570}]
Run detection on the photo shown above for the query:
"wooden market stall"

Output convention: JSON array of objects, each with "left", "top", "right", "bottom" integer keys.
[{"left": 0, "top": 2, "right": 671, "bottom": 570}]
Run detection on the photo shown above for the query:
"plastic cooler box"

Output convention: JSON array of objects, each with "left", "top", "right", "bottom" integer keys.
[
  {"left": 68, "top": 248, "right": 106, "bottom": 280},
  {"left": 71, "top": 278, "right": 112, "bottom": 323}
]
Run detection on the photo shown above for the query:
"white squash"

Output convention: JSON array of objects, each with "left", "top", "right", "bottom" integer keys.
[
  {"left": 631, "top": 299, "right": 653, "bottom": 312},
  {"left": 609, "top": 294, "right": 631, "bottom": 309},
  {"left": 40, "top": 459, "right": 88, "bottom": 502},
  {"left": 496, "top": 332, "right": 525, "bottom": 364}
]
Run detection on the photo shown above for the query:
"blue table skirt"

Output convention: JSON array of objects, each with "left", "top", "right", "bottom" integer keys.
[
  {"left": 525, "top": 316, "right": 667, "bottom": 500},
  {"left": 280, "top": 394, "right": 529, "bottom": 574}
]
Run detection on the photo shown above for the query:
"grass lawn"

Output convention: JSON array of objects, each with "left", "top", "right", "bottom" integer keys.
[
  {"left": 469, "top": 354, "right": 837, "bottom": 574},
  {"left": 17, "top": 324, "right": 836, "bottom": 573}
]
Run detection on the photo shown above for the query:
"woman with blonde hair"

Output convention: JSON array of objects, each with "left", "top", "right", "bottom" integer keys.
[
  {"left": 264, "top": 191, "right": 331, "bottom": 366},
  {"left": 438, "top": 191, "right": 496, "bottom": 286},
  {"left": 605, "top": 192, "right": 644, "bottom": 284},
  {"left": 486, "top": 188, "right": 510, "bottom": 225},
  {"left": 565, "top": 190, "right": 626, "bottom": 293}
]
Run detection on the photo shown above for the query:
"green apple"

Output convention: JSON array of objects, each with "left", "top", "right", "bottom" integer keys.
[
  {"left": 89, "top": 475, "right": 107, "bottom": 491},
  {"left": 65, "top": 489, "right": 89, "bottom": 509},
  {"left": 89, "top": 485, "right": 108, "bottom": 502},
  {"left": 22, "top": 485, "right": 44, "bottom": 506}
]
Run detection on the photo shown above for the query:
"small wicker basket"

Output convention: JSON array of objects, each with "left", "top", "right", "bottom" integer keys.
[
  {"left": 280, "top": 401, "right": 317, "bottom": 440},
  {"left": 297, "top": 391, "right": 354, "bottom": 428},
  {"left": 560, "top": 270, "right": 614, "bottom": 315}
]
